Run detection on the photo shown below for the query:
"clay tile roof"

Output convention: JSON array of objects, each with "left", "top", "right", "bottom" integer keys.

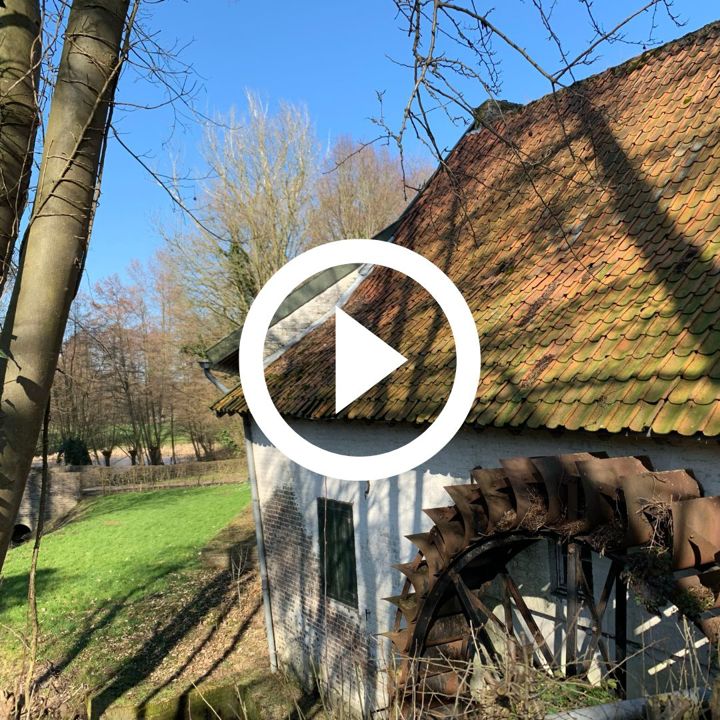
[{"left": 214, "top": 20, "right": 720, "bottom": 438}]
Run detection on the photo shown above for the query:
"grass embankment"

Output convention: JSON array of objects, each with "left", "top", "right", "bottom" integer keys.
[{"left": 0, "top": 484, "right": 296, "bottom": 717}]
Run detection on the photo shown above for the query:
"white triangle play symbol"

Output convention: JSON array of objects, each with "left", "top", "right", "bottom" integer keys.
[{"left": 335, "top": 307, "right": 407, "bottom": 414}]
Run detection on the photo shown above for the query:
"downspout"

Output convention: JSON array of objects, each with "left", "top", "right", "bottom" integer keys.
[
  {"left": 243, "top": 414, "right": 278, "bottom": 672},
  {"left": 198, "top": 360, "right": 229, "bottom": 394}
]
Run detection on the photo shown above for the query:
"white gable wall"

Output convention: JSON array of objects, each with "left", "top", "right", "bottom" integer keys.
[{"left": 264, "top": 269, "right": 362, "bottom": 358}]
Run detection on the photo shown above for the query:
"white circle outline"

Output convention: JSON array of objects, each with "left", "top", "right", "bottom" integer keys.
[{"left": 239, "top": 239, "right": 481, "bottom": 481}]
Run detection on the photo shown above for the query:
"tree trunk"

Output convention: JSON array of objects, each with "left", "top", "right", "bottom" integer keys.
[
  {"left": 0, "top": 0, "right": 41, "bottom": 293},
  {"left": 189, "top": 432, "right": 202, "bottom": 462},
  {"left": 0, "top": 0, "right": 132, "bottom": 573},
  {"left": 101, "top": 449, "right": 112, "bottom": 466},
  {"left": 170, "top": 406, "right": 176, "bottom": 465},
  {"left": 148, "top": 445, "right": 163, "bottom": 466}
]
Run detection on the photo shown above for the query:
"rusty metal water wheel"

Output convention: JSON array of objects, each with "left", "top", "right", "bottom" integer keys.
[{"left": 384, "top": 453, "right": 720, "bottom": 718}]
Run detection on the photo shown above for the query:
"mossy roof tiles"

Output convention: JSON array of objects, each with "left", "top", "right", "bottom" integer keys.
[{"left": 214, "top": 21, "right": 720, "bottom": 437}]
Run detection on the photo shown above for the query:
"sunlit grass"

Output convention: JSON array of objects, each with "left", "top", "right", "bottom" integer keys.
[{"left": 0, "top": 484, "right": 250, "bottom": 683}]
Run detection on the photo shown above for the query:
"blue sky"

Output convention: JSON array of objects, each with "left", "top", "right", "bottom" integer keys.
[{"left": 84, "top": 1, "right": 720, "bottom": 290}]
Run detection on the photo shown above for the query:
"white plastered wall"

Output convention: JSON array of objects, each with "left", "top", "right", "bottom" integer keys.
[{"left": 248, "top": 416, "right": 720, "bottom": 709}]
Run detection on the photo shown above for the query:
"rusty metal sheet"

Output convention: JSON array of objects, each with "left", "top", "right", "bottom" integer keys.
[
  {"left": 500, "top": 456, "right": 548, "bottom": 526},
  {"left": 530, "top": 452, "right": 606, "bottom": 525},
  {"left": 382, "top": 626, "right": 415, "bottom": 653},
  {"left": 423, "top": 506, "right": 468, "bottom": 558},
  {"left": 675, "top": 570, "right": 720, "bottom": 608},
  {"left": 393, "top": 562, "right": 431, "bottom": 597},
  {"left": 406, "top": 533, "right": 445, "bottom": 575},
  {"left": 470, "top": 467, "right": 515, "bottom": 532},
  {"left": 624, "top": 470, "right": 701, "bottom": 546},
  {"left": 444, "top": 483, "right": 488, "bottom": 540},
  {"left": 576, "top": 456, "right": 653, "bottom": 528},
  {"left": 671, "top": 496, "right": 720, "bottom": 570},
  {"left": 418, "top": 668, "right": 464, "bottom": 697},
  {"left": 385, "top": 593, "right": 420, "bottom": 623}
]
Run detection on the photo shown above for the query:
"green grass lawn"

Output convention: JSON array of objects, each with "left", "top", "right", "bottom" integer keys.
[{"left": 0, "top": 484, "right": 251, "bottom": 699}]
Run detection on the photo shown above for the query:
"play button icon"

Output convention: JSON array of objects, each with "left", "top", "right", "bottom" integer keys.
[
  {"left": 334, "top": 307, "right": 407, "bottom": 413},
  {"left": 239, "top": 239, "right": 480, "bottom": 481}
]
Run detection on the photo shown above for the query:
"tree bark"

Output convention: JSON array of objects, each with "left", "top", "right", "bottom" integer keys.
[
  {"left": 0, "top": 0, "right": 41, "bottom": 294},
  {"left": 0, "top": 0, "right": 132, "bottom": 573},
  {"left": 148, "top": 445, "right": 163, "bottom": 466}
]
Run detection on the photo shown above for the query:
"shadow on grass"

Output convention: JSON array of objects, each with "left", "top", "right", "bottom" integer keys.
[
  {"left": 90, "top": 569, "right": 238, "bottom": 717},
  {"left": 0, "top": 568, "right": 62, "bottom": 614},
  {"left": 36, "top": 562, "right": 188, "bottom": 686},
  {"left": 136, "top": 588, "right": 263, "bottom": 713}
]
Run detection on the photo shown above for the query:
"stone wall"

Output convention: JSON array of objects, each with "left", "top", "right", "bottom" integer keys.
[
  {"left": 16, "top": 468, "right": 82, "bottom": 532},
  {"left": 15, "top": 458, "right": 247, "bottom": 535}
]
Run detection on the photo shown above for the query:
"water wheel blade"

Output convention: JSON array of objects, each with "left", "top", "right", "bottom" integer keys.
[
  {"left": 406, "top": 533, "right": 445, "bottom": 573},
  {"left": 671, "top": 496, "right": 720, "bottom": 569},
  {"left": 470, "top": 467, "right": 516, "bottom": 532},
  {"left": 420, "top": 668, "right": 465, "bottom": 697},
  {"left": 423, "top": 506, "right": 468, "bottom": 557},
  {"left": 500, "top": 457, "right": 548, "bottom": 524},
  {"left": 530, "top": 452, "right": 601, "bottom": 525},
  {"left": 385, "top": 593, "right": 420, "bottom": 622},
  {"left": 382, "top": 627, "right": 416, "bottom": 653},
  {"left": 444, "top": 484, "right": 487, "bottom": 538},
  {"left": 576, "top": 456, "right": 652, "bottom": 528},
  {"left": 393, "top": 562, "right": 431, "bottom": 596},
  {"left": 624, "top": 470, "right": 700, "bottom": 546}
]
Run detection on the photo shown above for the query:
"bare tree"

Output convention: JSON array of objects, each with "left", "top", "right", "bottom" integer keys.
[
  {"left": 85, "top": 276, "right": 152, "bottom": 465},
  {"left": 53, "top": 323, "right": 101, "bottom": 458},
  {"left": 167, "top": 92, "right": 317, "bottom": 330},
  {"left": 167, "top": 107, "right": 432, "bottom": 336},
  {"left": 52, "top": 253, "right": 232, "bottom": 469},
  {"left": 309, "top": 137, "right": 431, "bottom": 245},
  {"left": 0, "top": 0, "right": 137, "bottom": 570}
]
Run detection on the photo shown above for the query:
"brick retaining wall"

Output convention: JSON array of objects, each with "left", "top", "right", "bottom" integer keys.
[
  {"left": 15, "top": 458, "right": 247, "bottom": 533},
  {"left": 16, "top": 469, "right": 83, "bottom": 531}
]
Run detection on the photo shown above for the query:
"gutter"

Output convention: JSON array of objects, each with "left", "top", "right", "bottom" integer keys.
[{"left": 242, "top": 414, "right": 278, "bottom": 672}]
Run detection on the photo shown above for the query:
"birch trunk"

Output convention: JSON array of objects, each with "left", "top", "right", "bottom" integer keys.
[
  {"left": 0, "top": 0, "right": 41, "bottom": 293},
  {"left": 0, "top": 0, "right": 131, "bottom": 571}
]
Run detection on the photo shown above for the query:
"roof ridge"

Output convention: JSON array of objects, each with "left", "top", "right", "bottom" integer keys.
[{"left": 493, "top": 18, "right": 720, "bottom": 123}]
